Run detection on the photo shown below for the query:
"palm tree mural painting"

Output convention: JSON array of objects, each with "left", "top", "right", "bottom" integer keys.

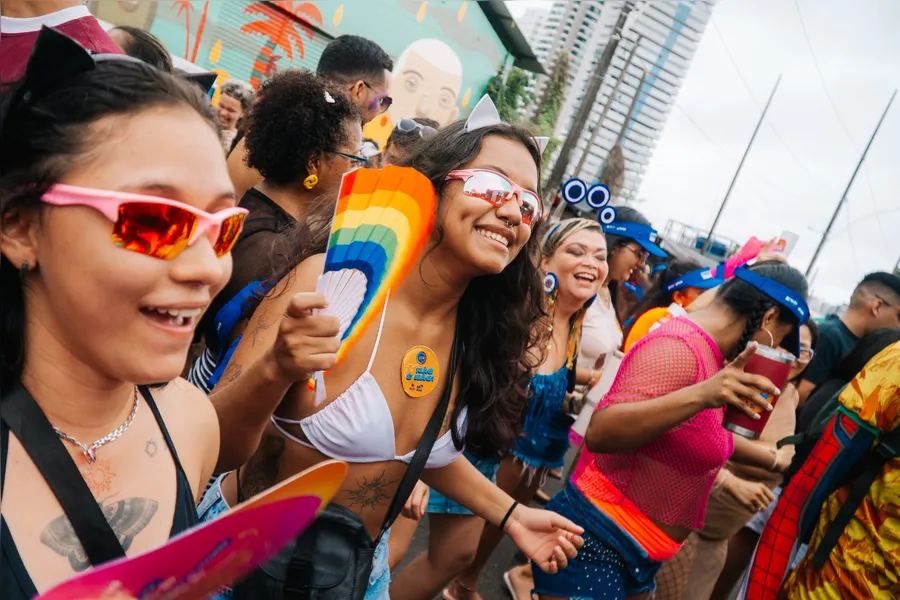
[
  {"left": 171, "top": 0, "right": 193, "bottom": 59},
  {"left": 191, "top": 1, "right": 210, "bottom": 63},
  {"left": 242, "top": 1, "right": 323, "bottom": 89},
  {"left": 170, "top": 0, "right": 210, "bottom": 62}
]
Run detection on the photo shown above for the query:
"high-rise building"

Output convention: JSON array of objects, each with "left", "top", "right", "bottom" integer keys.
[
  {"left": 516, "top": 5, "right": 551, "bottom": 46},
  {"left": 531, "top": 0, "right": 717, "bottom": 204}
]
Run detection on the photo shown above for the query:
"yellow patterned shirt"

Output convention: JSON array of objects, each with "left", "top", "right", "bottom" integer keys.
[{"left": 784, "top": 341, "right": 900, "bottom": 600}]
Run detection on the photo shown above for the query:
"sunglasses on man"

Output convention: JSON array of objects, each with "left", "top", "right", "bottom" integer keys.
[{"left": 362, "top": 81, "right": 392, "bottom": 113}]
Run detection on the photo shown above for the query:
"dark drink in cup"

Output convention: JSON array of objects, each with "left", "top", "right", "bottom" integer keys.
[{"left": 723, "top": 344, "right": 795, "bottom": 439}]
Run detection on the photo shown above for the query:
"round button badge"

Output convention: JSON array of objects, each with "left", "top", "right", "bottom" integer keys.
[{"left": 401, "top": 345, "right": 441, "bottom": 397}]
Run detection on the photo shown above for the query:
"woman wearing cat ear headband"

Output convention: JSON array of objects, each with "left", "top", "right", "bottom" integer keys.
[{"left": 0, "top": 28, "right": 239, "bottom": 597}]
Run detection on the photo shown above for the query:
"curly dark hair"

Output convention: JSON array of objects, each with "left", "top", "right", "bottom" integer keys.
[
  {"left": 244, "top": 70, "right": 361, "bottom": 186},
  {"left": 316, "top": 35, "right": 393, "bottom": 83},
  {"left": 0, "top": 48, "right": 215, "bottom": 389},
  {"left": 714, "top": 260, "right": 809, "bottom": 359},
  {"left": 258, "top": 121, "right": 549, "bottom": 460}
]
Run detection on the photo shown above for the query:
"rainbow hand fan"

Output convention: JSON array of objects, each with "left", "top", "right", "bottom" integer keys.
[{"left": 315, "top": 165, "right": 437, "bottom": 369}]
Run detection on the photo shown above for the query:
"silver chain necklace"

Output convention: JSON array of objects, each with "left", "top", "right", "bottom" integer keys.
[{"left": 53, "top": 387, "right": 140, "bottom": 463}]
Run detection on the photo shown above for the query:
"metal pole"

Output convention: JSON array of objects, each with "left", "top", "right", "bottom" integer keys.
[
  {"left": 543, "top": 0, "right": 638, "bottom": 207},
  {"left": 701, "top": 75, "right": 781, "bottom": 254},
  {"left": 572, "top": 36, "right": 643, "bottom": 177},
  {"left": 805, "top": 89, "right": 897, "bottom": 277},
  {"left": 613, "top": 69, "right": 647, "bottom": 147},
  {"left": 552, "top": 37, "right": 643, "bottom": 220}
]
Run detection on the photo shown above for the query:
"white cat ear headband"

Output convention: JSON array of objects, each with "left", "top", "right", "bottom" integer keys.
[{"left": 465, "top": 95, "right": 549, "bottom": 153}]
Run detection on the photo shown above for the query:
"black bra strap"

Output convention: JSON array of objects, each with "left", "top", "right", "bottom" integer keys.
[
  {"left": 0, "top": 382, "right": 125, "bottom": 565},
  {"left": 139, "top": 386, "right": 188, "bottom": 480},
  {"left": 376, "top": 317, "right": 463, "bottom": 543}
]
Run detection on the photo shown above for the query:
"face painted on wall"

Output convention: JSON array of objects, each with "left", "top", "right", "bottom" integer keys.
[
  {"left": 388, "top": 38, "right": 463, "bottom": 127},
  {"left": 91, "top": 0, "right": 157, "bottom": 29}
]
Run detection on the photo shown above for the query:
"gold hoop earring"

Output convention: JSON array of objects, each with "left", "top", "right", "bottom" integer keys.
[
  {"left": 762, "top": 327, "right": 775, "bottom": 346},
  {"left": 303, "top": 174, "right": 319, "bottom": 190}
]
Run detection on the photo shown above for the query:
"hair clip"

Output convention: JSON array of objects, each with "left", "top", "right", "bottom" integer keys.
[{"left": 324, "top": 91, "right": 335, "bottom": 104}]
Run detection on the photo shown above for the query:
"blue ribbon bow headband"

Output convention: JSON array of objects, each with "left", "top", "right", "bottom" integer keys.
[
  {"left": 663, "top": 267, "right": 724, "bottom": 294},
  {"left": 733, "top": 266, "right": 810, "bottom": 356}
]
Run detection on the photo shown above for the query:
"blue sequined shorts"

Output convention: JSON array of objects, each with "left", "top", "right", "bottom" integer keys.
[
  {"left": 531, "top": 483, "right": 661, "bottom": 600},
  {"left": 427, "top": 452, "right": 500, "bottom": 515}
]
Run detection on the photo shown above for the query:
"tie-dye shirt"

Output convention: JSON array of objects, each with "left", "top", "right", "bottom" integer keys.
[{"left": 784, "top": 341, "right": 900, "bottom": 600}]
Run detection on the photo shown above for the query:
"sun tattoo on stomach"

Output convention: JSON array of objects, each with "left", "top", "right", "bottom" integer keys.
[{"left": 342, "top": 472, "right": 395, "bottom": 510}]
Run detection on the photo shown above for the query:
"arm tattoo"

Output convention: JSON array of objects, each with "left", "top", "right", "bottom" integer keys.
[
  {"left": 343, "top": 472, "right": 394, "bottom": 510},
  {"left": 250, "top": 308, "right": 275, "bottom": 347},
  {"left": 240, "top": 434, "right": 286, "bottom": 498},
  {"left": 222, "top": 362, "right": 243, "bottom": 383},
  {"left": 40, "top": 497, "right": 158, "bottom": 571}
]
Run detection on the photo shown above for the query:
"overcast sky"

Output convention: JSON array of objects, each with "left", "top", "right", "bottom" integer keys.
[{"left": 507, "top": 0, "right": 900, "bottom": 305}]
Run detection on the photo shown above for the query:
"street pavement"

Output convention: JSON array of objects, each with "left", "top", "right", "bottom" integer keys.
[{"left": 394, "top": 448, "right": 572, "bottom": 600}]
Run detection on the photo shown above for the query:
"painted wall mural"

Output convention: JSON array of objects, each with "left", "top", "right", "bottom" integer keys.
[{"left": 90, "top": 1, "right": 513, "bottom": 145}]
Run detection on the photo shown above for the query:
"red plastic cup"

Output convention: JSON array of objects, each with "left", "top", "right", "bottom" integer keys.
[{"left": 723, "top": 344, "right": 795, "bottom": 439}]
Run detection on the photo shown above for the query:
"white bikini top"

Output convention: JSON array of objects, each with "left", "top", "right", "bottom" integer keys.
[{"left": 271, "top": 298, "right": 467, "bottom": 469}]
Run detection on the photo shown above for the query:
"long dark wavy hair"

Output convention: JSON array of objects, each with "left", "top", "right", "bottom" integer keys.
[
  {"left": 259, "top": 120, "right": 550, "bottom": 460},
  {"left": 407, "top": 121, "right": 549, "bottom": 459},
  {"left": 714, "top": 260, "right": 809, "bottom": 360},
  {"left": 0, "top": 51, "right": 216, "bottom": 390}
]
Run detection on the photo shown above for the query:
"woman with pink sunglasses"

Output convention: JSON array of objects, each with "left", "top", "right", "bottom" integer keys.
[
  {"left": 0, "top": 29, "right": 242, "bottom": 598},
  {"left": 207, "top": 99, "right": 583, "bottom": 599}
]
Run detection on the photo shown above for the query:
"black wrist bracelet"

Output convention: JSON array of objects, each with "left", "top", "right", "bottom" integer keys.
[{"left": 499, "top": 500, "right": 519, "bottom": 532}]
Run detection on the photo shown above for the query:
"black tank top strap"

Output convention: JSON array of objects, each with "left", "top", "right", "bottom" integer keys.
[
  {"left": 139, "top": 386, "right": 188, "bottom": 477},
  {"left": 1, "top": 419, "right": 8, "bottom": 494},
  {"left": 137, "top": 386, "right": 198, "bottom": 534}
]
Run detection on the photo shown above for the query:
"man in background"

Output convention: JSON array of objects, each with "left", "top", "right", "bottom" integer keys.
[
  {"left": 227, "top": 34, "right": 393, "bottom": 198},
  {"left": 1, "top": 0, "right": 121, "bottom": 86},
  {"left": 797, "top": 271, "right": 900, "bottom": 404}
]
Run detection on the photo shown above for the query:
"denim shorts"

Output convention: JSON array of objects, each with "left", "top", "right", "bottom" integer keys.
[
  {"left": 365, "top": 528, "right": 391, "bottom": 600},
  {"left": 198, "top": 474, "right": 392, "bottom": 600},
  {"left": 196, "top": 473, "right": 233, "bottom": 600},
  {"left": 531, "top": 482, "right": 662, "bottom": 600},
  {"left": 426, "top": 452, "right": 500, "bottom": 515},
  {"left": 512, "top": 412, "right": 574, "bottom": 473}
]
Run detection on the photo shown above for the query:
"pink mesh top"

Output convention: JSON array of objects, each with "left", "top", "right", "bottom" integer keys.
[{"left": 581, "top": 317, "right": 733, "bottom": 529}]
